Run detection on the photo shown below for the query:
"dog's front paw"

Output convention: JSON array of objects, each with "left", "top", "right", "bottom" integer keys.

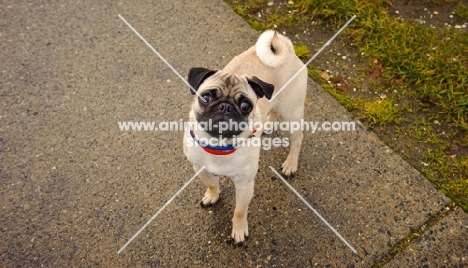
[
  {"left": 231, "top": 217, "right": 249, "bottom": 245},
  {"left": 200, "top": 188, "right": 220, "bottom": 207},
  {"left": 281, "top": 155, "right": 298, "bottom": 177}
]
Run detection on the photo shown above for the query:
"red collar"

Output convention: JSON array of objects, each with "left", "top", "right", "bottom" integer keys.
[
  {"left": 189, "top": 130, "right": 237, "bottom": 156},
  {"left": 189, "top": 124, "right": 258, "bottom": 156}
]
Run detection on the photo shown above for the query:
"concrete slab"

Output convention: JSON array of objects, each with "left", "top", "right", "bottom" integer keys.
[
  {"left": 0, "top": 0, "right": 455, "bottom": 266},
  {"left": 386, "top": 208, "right": 468, "bottom": 267}
]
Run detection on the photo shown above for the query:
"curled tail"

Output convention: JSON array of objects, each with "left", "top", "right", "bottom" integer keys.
[{"left": 255, "top": 30, "right": 295, "bottom": 68}]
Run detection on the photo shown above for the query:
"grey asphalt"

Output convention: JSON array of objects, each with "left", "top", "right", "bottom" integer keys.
[{"left": 1, "top": 0, "right": 467, "bottom": 267}]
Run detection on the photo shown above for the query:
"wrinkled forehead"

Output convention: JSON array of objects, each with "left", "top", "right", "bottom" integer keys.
[{"left": 199, "top": 72, "right": 257, "bottom": 99}]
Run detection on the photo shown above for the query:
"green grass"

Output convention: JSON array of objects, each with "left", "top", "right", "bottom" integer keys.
[
  {"left": 422, "top": 148, "right": 468, "bottom": 209},
  {"left": 231, "top": 0, "right": 295, "bottom": 30},
  {"left": 364, "top": 99, "right": 399, "bottom": 126},
  {"left": 290, "top": 0, "right": 468, "bottom": 211},
  {"left": 294, "top": 0, "right": 468, "bottom": 128},
  {"left": 455, "top": 4, "right": 468, "bottom": 20},
  {"left": 294, "top": 43, "right": 311, "bottom": 61},
  {"left": 225, "top": 0, "right": 468, "bottom": 212},
  {"left": 308, "top": 68, "right": 364, "bottom": 112}
]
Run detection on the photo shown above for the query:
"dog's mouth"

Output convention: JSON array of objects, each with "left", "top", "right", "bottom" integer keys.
[{"left": 196, "top": 117, "right": 247, "bottom": 138}]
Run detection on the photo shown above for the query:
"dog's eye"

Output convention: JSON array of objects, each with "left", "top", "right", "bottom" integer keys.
[
  {"left": 201, "top": 92, "right": 212, "bottom": 103},
  {"left": 240, "top": 100, "right": 252, "bottom": 113}
]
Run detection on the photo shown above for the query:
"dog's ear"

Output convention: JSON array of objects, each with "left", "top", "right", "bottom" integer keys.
[
  {"left": 188, "top": 68, "right": 217, "bottom": 95},
  {"left": 247, "top": 76, "right": 275, "bottom": 100}
]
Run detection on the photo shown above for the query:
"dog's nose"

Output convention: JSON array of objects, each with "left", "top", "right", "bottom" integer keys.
[{"left": 218, "top": 102, "right": 233, "bottom": 115}]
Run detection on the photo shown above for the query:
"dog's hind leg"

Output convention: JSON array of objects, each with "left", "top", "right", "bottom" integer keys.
[{"left": 279, "top": 108, "right": 304, "bottom": 177}]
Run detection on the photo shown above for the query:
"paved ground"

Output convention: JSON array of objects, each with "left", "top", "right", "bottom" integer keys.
[{"left": 1, "top": 0, "right": 467, "bottom": 267}]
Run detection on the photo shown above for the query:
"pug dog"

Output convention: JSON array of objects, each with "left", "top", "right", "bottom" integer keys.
[{"left": 183, "top": 30, "right": 307, "bottom": 245}]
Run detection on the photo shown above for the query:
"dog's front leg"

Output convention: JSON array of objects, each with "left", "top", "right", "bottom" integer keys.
[
  {"left": 231, "top": 177, "right": 254, "bottom": 245},
  {"left": 194, "top": 165, "right": 221, "bottom": 207}
]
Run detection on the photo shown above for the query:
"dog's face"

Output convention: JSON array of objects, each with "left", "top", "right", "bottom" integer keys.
[{"left": 188, "top": 68, "right": 274, "bottom": 138}]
